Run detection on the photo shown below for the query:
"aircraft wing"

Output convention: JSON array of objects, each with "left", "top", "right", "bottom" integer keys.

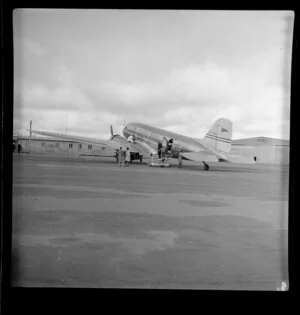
[
  {"left": 219, "top": 153, "right": 256, "bottom": 164},
  {"left": 28, "top": 129, "right": 151, "bottom": 154}
]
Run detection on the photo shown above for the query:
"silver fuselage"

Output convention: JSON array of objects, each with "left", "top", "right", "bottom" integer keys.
[{"left": 122, "top": 122, "right": 204, "bottom": 153}]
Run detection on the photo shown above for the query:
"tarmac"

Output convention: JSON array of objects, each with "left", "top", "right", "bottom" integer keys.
[{"left": 12, "top": 154, "right": 289, "bottom": 290}]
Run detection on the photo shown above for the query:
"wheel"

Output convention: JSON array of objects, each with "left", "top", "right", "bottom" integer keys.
[{"left": 204, "top": 164, "right": 209, "bottom": 171}]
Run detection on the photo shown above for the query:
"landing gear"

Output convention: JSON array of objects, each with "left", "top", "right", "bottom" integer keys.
[{"left": 202, "top": 162, "right": 209, "bottom": 171}]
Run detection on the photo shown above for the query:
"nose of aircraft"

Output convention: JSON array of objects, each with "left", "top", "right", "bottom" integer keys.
[{"left": 121, "top": 126, "right": 127, "bottom": 137}]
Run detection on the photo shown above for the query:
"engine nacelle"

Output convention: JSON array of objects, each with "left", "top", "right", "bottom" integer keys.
[{"left": 111, "top": 135, "right": 130, "bottom": 146}]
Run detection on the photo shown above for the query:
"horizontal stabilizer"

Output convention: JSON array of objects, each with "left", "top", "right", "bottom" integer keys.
[
  {"left": 224, "top": 154, "right": 256, "bottom": 164},
  {"left": 181, "top": 152, "right": 219, "bottom": 162}
]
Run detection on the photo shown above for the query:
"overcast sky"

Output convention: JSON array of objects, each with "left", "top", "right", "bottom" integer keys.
[{"left": 13, "top": 9, "right": 294, "bottom": 140}]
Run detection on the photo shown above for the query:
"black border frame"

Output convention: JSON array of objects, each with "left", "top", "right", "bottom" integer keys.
[{"left": 2, "top": 2, "right": 299, "bottom": 312}]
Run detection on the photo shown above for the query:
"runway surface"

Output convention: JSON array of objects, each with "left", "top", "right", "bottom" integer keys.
[{"left": 12, "top": 154, "right": 289, "bottom": 290}]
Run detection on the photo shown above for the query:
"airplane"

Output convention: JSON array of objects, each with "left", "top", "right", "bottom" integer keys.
[{"left": 28, "top": 118, "right": 255, "bottom": 171}]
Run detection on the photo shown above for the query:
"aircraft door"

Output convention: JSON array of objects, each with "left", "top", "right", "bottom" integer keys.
[
  {"left": 161, "top": 137, "right": 168, "bottom": 153},
  {"left": 170, "top": 139, "right": 181, "bottom": 158}
]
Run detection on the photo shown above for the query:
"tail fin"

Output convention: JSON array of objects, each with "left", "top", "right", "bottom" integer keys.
[{"left": 204, "top": 118, "right": 232, "bottom": 153}]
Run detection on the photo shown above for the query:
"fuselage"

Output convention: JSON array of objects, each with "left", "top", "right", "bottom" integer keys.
[{"left": 122, "top": 122, "right": 204, "bottom": 154}]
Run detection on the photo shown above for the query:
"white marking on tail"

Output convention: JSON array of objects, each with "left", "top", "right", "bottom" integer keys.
[{"left": 203, "top": 118, "right": 232, "bottom": 153}]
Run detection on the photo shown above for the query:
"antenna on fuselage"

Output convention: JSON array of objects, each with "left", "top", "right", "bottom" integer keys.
[
  {"left": 29, "top": 120, "right": 32, "bottom": 154},
  {"left": 66, "top": 114, "right": 68, "bottom": 135},
  {"left": 29, "top": 120, "right": 32, "bottom": 139}
]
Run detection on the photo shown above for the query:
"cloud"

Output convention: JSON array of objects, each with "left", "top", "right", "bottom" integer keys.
[
  {"left": 166, "top": 62, "right": 235, "bottom": 103},
  {"left": 15, "top": 82, "right": 92, "bottom": 112},
  {"left": 14, "top": 58, "right": 290, "bottom": 139},
  {"left": 14, "top": 37, "right": 47, "bottom": 58},
  {"left": 13, "top": 10, "right": 292, "bottom": 141}
]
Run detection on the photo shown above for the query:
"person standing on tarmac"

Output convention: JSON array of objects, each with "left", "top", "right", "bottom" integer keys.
[
  {"left": 17, "top": 143, "right": 22, "bottom": 154},
  {"left": 148, "top": 153, "right": 153, "bottom": 166},
  {"left": 178, "top": 153, "right": 183, "bottom": 168},
  {"left": 118, "top": 147, "right": 124, "bottom": 166},
  {"left": 157, "top": 141, "right": 162, "bottom": 158},
  {"left": 124, "top": 147, "right": 131, "bottom": 166}
]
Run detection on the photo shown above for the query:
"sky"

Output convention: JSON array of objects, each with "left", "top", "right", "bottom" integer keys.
[{"left": 13, "top": 9, "right": 294, "bottom": 140}]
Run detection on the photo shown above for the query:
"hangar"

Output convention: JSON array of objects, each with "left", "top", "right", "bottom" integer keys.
[
  {"left": 14, "top": 135, "right": 290, "bottom": 165},
  {"left": 14, "top": 135, "right": 115, "bottom": 157},
  {"left": 231, "top": 137, "right": 289, "bottom": 165}
]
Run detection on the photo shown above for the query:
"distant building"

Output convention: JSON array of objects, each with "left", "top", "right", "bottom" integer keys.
[
  {"left": 14, "top": 136, "right": 115, "bottom": 157},
  {"left": 13, "top": 135, "right": 18, "bottom": 144},
  {"left": 231, "top": 137, "right": 289, "bottom": 164}
]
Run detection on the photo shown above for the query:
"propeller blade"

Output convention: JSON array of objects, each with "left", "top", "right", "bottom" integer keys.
[{"left": 110, "top": 125, "right": 114, "bottom": 137}]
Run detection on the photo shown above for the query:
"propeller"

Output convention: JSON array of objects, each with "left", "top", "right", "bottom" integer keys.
[
  {"left": 110, "top": 125, "right": 114, "bottom": 139},
  {"left": 110, "top": 125, "right": 120, "bottom": 140}
]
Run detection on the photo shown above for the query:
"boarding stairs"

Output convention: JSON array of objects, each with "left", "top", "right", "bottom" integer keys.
[{"left": 148, "top": 153, "right": 171, "bottom": 167}]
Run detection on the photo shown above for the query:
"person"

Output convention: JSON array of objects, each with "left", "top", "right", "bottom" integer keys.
[
  {"left": 148, "top": 153, "right": 153, "bottom": 166},
  {"left": 122, "top": 149, "right": 126, "bottom": 166},
  {"left": 118, "top": 147, "right": 124, "bottom": 166},
  {"left": 157, "top": 141, "right": 162, "bottom": 158},
  {"left": 124, "top": 147, "right": 131, "bottom": 166},
  {"left": 17, "top": 143, "right": 22, "bottom": 154},
  {"left": 167, "top": 139, "right": 173, "bottom": 152},
  {"left": 178, "top": 153, "right": 183, "bottom": 168}
]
